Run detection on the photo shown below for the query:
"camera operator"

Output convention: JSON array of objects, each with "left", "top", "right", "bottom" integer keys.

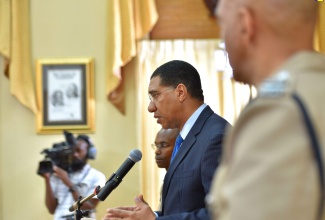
[{"left": 40, "top": 135, "right": 106, "bottom": 220}]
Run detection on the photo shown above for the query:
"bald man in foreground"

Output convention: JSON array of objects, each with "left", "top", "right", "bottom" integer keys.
[{"left": 207, "top": 0, "right": 325, "bottom": 220}]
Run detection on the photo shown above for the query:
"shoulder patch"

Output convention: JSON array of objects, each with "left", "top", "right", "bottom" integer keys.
[{"left": 259, "top": 71, "right": 290, "bottom": 98}]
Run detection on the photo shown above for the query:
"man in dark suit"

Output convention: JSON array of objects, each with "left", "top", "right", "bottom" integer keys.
[{"left": 102, "top": 60, "right": 230, "bottom": 220}]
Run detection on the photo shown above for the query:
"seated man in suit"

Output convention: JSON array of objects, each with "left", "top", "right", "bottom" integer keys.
[
  {"left": 102, "top": 60, "right": 231, "bottom": 220},
  {"left": 153, "top": 128, "right": 179, "bottom": 171},
  {"left": 152, "top": 128, "right": 179, "bottom": 210}
]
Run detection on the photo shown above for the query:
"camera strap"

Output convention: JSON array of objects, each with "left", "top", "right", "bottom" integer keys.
[
  {"left": 292, "top": 93, "right": 324, "bottom": 220},
  {"left": 73, "top": 165, "right": 92, "bottom": 188},
  {"left": 60, "top": 165, "right": 92, "bottom": 215}
]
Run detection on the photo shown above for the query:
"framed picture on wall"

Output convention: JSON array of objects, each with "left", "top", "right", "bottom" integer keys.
[{"left": 36, "top": 58, "right": 95, "bottom": 134}]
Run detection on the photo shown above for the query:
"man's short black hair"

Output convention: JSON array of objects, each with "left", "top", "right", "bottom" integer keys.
[
  {"left": 76, "top": 135, "right": 92, "bottom": 149},
  {"left": 151, "top": 60, "right": 204, "bottom": 101}
]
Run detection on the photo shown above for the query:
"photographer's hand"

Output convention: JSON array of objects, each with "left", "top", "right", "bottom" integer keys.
[
  {"left": 41, "top": 171, "right": 58, "bottom": 214},
  {"left": 53, "top": 165, "right": 72, "bottom": 187},
  {"left": 53, "top": 165, "right": 99, "bottom": 210},
  {"left": 40, "top": 172, "right": 51, "bottom": 179}
]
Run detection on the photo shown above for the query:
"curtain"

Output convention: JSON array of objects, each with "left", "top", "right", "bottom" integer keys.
[
  {"left": 314, "top": 2, "right": 325, "bottom": 53},
  {"left": 136, "top": 39, "right": 252, "bottom": 208},
  {"left": 106, "top": 0, "right": 158, "bottom": 113},
  {"left": 0, "top": 0, "right": 37, "bottom": 113}
]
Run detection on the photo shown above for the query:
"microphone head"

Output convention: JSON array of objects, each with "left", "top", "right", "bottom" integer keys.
[{"left": 129, "top": 149, "right": 142, "bottom": 162}]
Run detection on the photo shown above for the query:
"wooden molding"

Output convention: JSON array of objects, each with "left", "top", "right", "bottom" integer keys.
[{"left": 150, "top": 0, "right": 220, "bottom": 39}]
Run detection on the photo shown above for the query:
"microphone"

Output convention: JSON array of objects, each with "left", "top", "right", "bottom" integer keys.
[
  {"left": 69, "top": 149, "right": 142, "bottom": 212},
  {"left": 97, "top": 149, "right": 142, "bottom": 201}
]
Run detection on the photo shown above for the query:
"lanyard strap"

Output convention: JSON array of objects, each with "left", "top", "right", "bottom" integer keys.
[
  {"left": 292, "top": 93, "right": 324, "bottom": 220},
  {"left": 60, "top": 166, "right": 92, "bottom": 211}
]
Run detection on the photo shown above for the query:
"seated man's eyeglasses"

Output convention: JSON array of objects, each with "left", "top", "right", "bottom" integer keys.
[{"left": 151, "top": 142, "right": 170, "bottom": 150}]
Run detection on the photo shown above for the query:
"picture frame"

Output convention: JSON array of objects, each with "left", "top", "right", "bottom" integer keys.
[{"left": 36, "top": 58, "right": 95, "bottom": 134}]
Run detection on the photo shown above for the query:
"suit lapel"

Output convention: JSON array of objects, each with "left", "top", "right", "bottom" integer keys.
[{"left": 161, "top": 106, "right": 214, "bottom": 212}]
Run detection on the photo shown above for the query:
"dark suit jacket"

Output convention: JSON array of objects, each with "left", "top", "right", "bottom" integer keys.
[{"left": 157, "top": 105, "right": 230, "bottom": 220}]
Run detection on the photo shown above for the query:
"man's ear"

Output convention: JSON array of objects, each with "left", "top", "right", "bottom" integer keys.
[
  {"left": 175, "top": 84, "right": 187, "bottom": 102},
  {"left": 238, "top": 7, "right": 255, "bottom": 46}
]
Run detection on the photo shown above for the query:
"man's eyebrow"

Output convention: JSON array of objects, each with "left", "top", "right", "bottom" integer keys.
[{"left": 148, "top": 90, "right": 158, "bottom": 94}]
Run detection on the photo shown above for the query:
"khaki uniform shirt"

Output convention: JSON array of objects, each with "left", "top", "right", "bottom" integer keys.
[{"left": 207, "top": 51, "right": 325, "bottom": 220}]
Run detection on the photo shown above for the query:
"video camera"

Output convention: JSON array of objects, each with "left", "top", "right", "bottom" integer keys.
[{"left": 37, "top": 131, "right": 76, "bottom": 175}]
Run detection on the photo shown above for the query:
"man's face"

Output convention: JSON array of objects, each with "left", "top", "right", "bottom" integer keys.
[
  {"left": 217, "top": 0, "right": 247, "bottom": 83},
  {"left": 71, "top": 139, "right": 88, "bottom": 172},
  {"left": 154, "top": 130, "right": 177, "bottom": 170},
  {"left": 148, "top": 76, "right": 178, "bottom": 129}
]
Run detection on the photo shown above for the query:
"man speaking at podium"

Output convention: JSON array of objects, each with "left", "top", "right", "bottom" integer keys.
[{"left": 102, "top": 60, "right": 230, "bottom": 220}]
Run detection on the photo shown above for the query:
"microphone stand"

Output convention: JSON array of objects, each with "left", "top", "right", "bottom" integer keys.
[
  {"left": 74, "top": 197, "right": 85, "bottom": 220},
  {"left": 70, "top": 185, "right": 101, "bottom": 220}
]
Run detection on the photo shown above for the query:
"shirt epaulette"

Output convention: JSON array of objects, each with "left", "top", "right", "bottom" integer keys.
[{"left": 259, "top": 71, "right": 290, "bottom": 98}]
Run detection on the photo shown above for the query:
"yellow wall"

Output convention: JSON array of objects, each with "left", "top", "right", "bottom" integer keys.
[{"left": 0, "top": 0, "right": 140, "bottom": 219}]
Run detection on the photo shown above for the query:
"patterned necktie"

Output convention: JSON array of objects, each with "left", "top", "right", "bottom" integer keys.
[{"left": 170, "top": 135, "right": 184, "bottom": 163}]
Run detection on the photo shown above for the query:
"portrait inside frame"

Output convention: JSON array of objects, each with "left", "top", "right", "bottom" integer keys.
[{"left": 36, "top": 58, "right": 95, "bottom": 134}]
